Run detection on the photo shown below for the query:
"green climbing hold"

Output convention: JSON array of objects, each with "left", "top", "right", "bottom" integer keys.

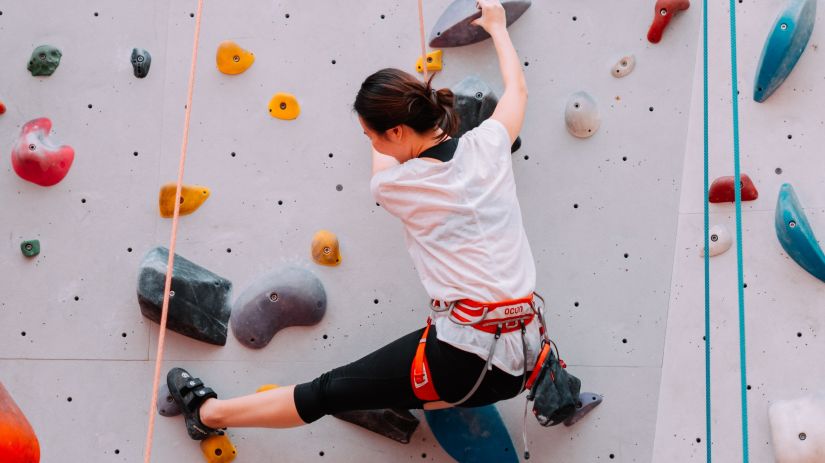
[
  {"left": 27, "top": 45, "right": 62, "bottom": 76},
  {"left": 20, "top": 240, "right": 40, "bottom": 258}
]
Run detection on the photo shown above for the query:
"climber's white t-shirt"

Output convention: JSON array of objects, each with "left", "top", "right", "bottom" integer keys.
[{"left": 369, "top": 118, "right": 540, "bottom": 376}]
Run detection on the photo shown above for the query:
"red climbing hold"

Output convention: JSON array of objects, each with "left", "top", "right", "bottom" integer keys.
[
  {"left": 0, "top": 382, "right": 40, "bottom": 463},
  {"left": 647, "top": 0, "right": 690, "bottom": 44},
  {"left": 11, "top": 118, "right": 74, "bottom": 187},
  {"left": 708, "top": 174, "right": 758, "bottom": 203},
  {"left": 0, "top": 101, "right": 6, "bottom": 115}
]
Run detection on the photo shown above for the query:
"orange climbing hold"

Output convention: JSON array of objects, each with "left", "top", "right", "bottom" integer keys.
[
  {"left": 0, "top": 383, "right": 40, "bottom": 463},
  {"left": 199, "top": 432, "right": 237, "bottom": 463},
  {"left": 215, "top": 41, "right": 255, "bottom": 75},
  {"left": 268, "top": 93, "right": 300, "bottom": 120},
  {"left": 255, "top": 384, "right": 279, "bottom": 393},
  {"left": 416, "top": 50, "right": 443, "bottom": 73},
  {"left": 311, "top": 230, "right": 341, "bottom": 267},
  {"left": 158, "top": 183, "right": 211, "bottom": 218}
]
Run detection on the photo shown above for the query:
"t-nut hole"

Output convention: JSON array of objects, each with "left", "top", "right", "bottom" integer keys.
[
  {"left": 711, "top": 234, "right": 718, "bottom": 242},
  {"left": 781, "top": 23, "right": 788, "bottom": 30},
  {"left": 660, "top": 8, "right": 668, "bottom": 15},
  {"left": 323, "top": 246, "right": 331, "bottom": 255},
  {"left": 233, "top": 55, "right": 240, "bottom": 62},
  {"left": 789, "top": 220, "right": 797, "bottom": 229},
  {"left": 475, "top": 92, "right": 483, "bottom": 99},
  {"left": 799, "top": 432, "right": 807, "bottom": 441},
  {"left": 28, "top": 144, "right": 37, "bottom": 151},
  {"left": 269, "top": 292, "right": 279, "bottom": 302},
  {"left": 279, "top": 102, "right": 287, "bottom": 110}
]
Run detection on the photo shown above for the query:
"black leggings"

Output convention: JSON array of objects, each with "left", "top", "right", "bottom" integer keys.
[{"left": 293, "top": 324, "right": 527, "bottom": 423}]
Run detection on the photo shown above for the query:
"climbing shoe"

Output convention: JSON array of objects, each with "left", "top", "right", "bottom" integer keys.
[{"left": 166, "top": 367, "right": 219, "bottom": 440}]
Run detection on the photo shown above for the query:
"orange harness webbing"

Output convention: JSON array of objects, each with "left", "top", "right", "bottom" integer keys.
[{"left": 410, "top": 294, "right": 539, "bottom": 403}]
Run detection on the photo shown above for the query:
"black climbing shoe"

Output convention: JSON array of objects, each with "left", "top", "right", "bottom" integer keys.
[{"left": 166, "top": 367, "right": 219, "bottom": 440}]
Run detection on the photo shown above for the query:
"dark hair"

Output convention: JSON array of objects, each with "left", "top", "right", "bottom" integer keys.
[{"left": 353, "top": 68, "right": 459, "bottom": 142}]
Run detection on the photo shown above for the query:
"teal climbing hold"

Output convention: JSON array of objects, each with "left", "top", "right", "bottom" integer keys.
[
  {"left": 775, "top": 183, "right": 825, "bottom": 283},
  {"left": 425, "top": 405, "right": 518, "bottom": 463},
  {"left": 753, "top": 0, "right": 816, "bottom": 103},
  {"left": 20, "top": 240, "right": 40, "bottom": 257}
]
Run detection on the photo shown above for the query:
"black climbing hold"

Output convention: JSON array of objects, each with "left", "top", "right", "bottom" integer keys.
[
  {"left": 451, "top": 75, "right": 521, "bottom": 153},
  {"left": 131, "top": 48, "right": 152, "bottom": 78},
  {"left": 333, "top": 409, "right": 420, "bottom": 444},
  {"left": 230, "top": 265, "right": 327, "bottom": 349},
  {"left": 137, "top": 246, "right": 233, "bottom": 346},
  {"left": 429, "top": 0, "right": 532, "bottom": 48}
]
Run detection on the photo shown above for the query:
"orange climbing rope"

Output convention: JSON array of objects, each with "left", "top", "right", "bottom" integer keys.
[
  {"left": 417, "top": 0, "right": 429, "bottom": 82},
  {"left": 142, "top": 0, "right": 205, "bottom": 461}
]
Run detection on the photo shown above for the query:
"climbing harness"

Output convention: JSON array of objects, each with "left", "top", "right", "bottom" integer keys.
[
  {"left": 411, "top": 293, "right": 541, "bottom": 405},
  {"left": 411, "top": 291, "right": 580, "bottom": 460}
]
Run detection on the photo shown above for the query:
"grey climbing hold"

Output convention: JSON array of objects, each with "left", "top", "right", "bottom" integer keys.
[
  {"left": 157, "top": 383, "right": 181, "bottom": 417},
  {"left": 131, "top": 48, "right": 152, "bottom": 78},
  {"left": 565, "top": 91, "right": 600, "bottom": 138},
  {"left": 137, "top": 246, "right": 233, "bottom": 346},
  {"left": 563, "top": 392, "right": 603, "bottom": 426},
  {"left": 429, "top": 0, "right": 532, "bottom": 48},
  {"left": 334, "top": 409, "right": 420, "bottom": 444},
  {"left": 451, "top": 75, "right": 521, "bottom": 153},
  {"left": 27, "top": 45, "right": 62, "bottom": 76},
  {"left": 230, "top": 265, "right": 327, "bottom": 349}
]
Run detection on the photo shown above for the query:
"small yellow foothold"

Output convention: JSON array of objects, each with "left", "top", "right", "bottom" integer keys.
[
  {"left": 268, "top": 93, "right": 300, "bottom": 120},
  {"left": 216, "top": 40, "right": 255, "bottom": 75},
  {"left": 256, "top": 384, "right": 279, "bottom": 393},
  {"left": 416, "top": 50, "right": 443, "bottom": 73},
  {"left": 311, "top": 230, "right": 342, "bottom": 267},
  {"left": 158, "top": 183, "right": 211, "bottom": 218},
  {"left": 200, "top": 432, "right": 237, "bottom": 463}
]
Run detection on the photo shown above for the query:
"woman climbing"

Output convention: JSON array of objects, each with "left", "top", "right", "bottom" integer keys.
[{"left": 167, "top": 0, "right": 544, "bottom": 439}]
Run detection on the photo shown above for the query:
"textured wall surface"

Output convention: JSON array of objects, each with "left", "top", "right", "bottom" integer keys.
[
  {"left": 654, "top": 0, "right": 825, "bottom": 462},
  {"left": 0, "top": 1, "right": 707, "bottom": 461}
]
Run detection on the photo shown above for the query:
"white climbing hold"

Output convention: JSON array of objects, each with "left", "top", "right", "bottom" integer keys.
[
  {"left": 564, "top": 91, "right": 600, "bottom": 139},
  {"left": 700, "top": 224, "right": 733, "bottom": 257},
  {"left": 769, "top": 391, "right": 825, "bottom": 463},
  {"left": 611, "top": 55, "right": 635, "bottom": 78}
]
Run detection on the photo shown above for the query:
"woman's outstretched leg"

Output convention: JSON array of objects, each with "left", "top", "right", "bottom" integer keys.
[{"left": 198, "top": 385, "right": 305, "bottom": 429}]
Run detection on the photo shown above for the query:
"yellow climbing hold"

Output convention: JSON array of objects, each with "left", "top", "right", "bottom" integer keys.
[
  {"left": 158, "top": 183, "right": 211, "bottom": 218},
  {"left": 268, "top": 93, "right": 300, "bottom": 120},
  {"left": 416, "top": 50, "right": 443, "bottom": 73},
  {"left": 311, "top": 230, "right": 341, "bottom": 267},
  {"left": 256, "top": 384, "right": 279, "bottom": 393},
  {"left": 200, "top": 432, "right": 237, "bottom": 463},
  {"left": 216, "top": 40, "right": 255, "bottom": 75}
]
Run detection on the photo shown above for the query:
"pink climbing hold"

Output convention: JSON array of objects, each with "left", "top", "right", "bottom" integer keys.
[
  {"left": 647, "top": 0, "right": 690, "bottom": 44},
  {"left": 11, "top": 118, "right": 74, "bottom": 187}
]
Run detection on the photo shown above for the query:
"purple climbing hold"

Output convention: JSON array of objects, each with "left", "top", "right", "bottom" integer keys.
[
  {"left": 230, "top": 265, "right": 327, "bottom": 349},
  {"left": 429, "top": 0, "right": 532, "bottom": 48},
  {"left": 157, "top": 383, "right": 182, "bottom": 417},
  {"left": 137, "top": 246, "right": 233, "bottom": 346}
]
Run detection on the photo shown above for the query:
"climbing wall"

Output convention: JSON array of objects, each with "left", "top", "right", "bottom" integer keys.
[
  {"left": 653, "top": 0, "right": 825, "bottom": 462},
  {"left": 0, "top": 0, "right": 710, "bottom": 461}
]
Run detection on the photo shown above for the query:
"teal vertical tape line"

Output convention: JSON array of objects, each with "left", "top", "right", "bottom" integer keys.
[
  {"left": 702, "top": 0, "right": 712, "bottom": 461},
  {"left": 727, "top": 0, "right": 750, "bottom": 461}
]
